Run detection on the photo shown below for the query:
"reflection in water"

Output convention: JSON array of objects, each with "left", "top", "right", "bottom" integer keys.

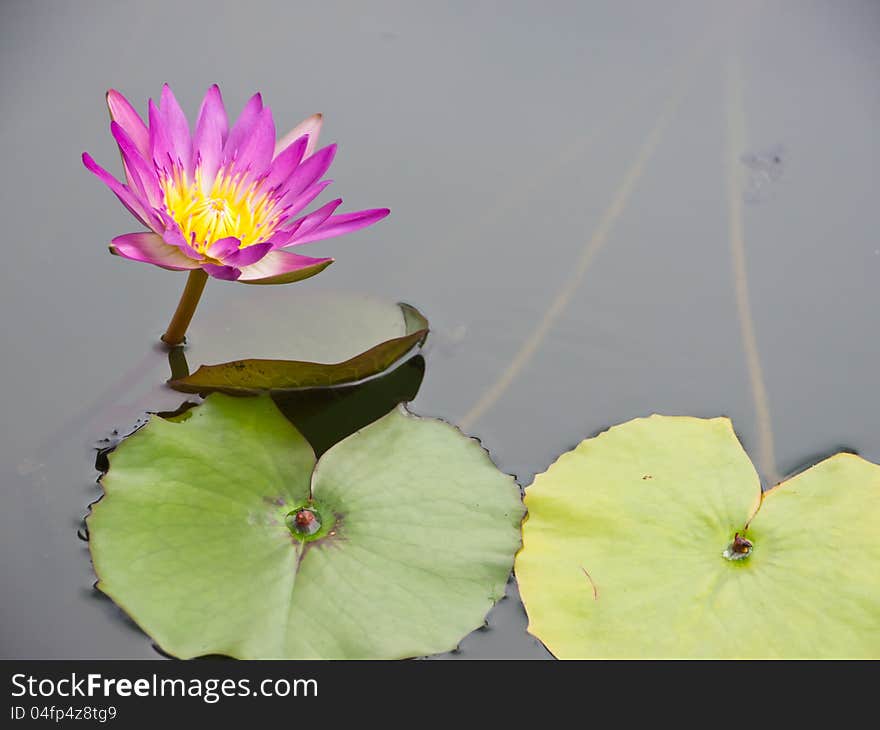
[
  {"left": 273, "top": 356, "right": 425, "bottom": 456},
  {"left": 166, "top": 345, "right": 190, "bottom": 381},
  {"left": 166, "top": 303, "right": 427, "bottom": 395},
  {"left": 726, "top": 55, "right": 779, "bottom": 487},
  {"left": 31, "top": 346, "right": 163, "bottom": 465},
  {"left": 458, "top": 30, "right": 715, "bottom": 432}
]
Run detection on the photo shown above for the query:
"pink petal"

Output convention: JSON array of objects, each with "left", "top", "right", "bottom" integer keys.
[
  {"left": 273, "top": 113, "right": 323, "bottom": 160},
  {"left": 279, "top": 144, "right": 336, "bottom": 202},
  {"left": 237, "top": 250, "right": 333, "bottom": 285},
  {"left": 230, "top": 106, "right": 275, "bottom": 182},
  {"left": 288, "top": 208, "right": 391, "bottom": 245},
  {"left": 110, "top": 232, "right": 201, "bottom": 270},
  {"left": 278, "top": 179, "right": 333, "bottom": 220},
  {"left": 105, "top": 89, "right": 150, "bottom": 160},
  {"left": 148, "top": 99, "right": 176, "bottom": 175},
  {"left": 224, "top": 242, "right": 273, "bottom": 267},
  {"left": 161, "top": 227, "right": 204, "bottom": 261},
  {"left": 195, "top": 85, "right": 228, "bottom": 145},
  {"left": 264, "top": 224, "right": 303, "bottom": 249},
  {"left": 82, "top": 153, "right": 156, "bottom": 230},
  {"left": 193, "top": 85, "right": 227, "bottom": 188},
  {"left": 204, "top": 237, "right": 279, "bottom": 268},
  {"left": 110, "top": 122, "right": 163, "bottom": 208},
  {"left": 202, "top": 263, "right": 242, "bottom": 280},
  {"left": 286, "top": 198, "right": 343, "bottom": 241},
  {"left": 261, "top": 135, "right": 308, "bottom": 191},
  {"left": 223, "top": 92, "right": 262, "bottom": 165},
  {"left": 206, "top": 236, "right": 241, "bottom": 261},
  {"left": 105, "top": 89, "right": 150, "bottom": 191},
  {"left": 159, "top": 84, "right": 193, "bottom": 176}
]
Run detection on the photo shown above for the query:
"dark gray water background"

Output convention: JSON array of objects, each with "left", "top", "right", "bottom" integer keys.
[{"left": 1, "top": 0, "right": 878, "bottom": 659}]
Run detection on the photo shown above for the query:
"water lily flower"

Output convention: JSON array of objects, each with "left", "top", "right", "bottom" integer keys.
[{"left": 83, "top": 84, "right": 390, "bottom": 345}]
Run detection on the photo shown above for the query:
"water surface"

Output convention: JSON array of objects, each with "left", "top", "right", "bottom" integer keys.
[{"left": 1, "top": 0, "right": 878, "bottom": 659}]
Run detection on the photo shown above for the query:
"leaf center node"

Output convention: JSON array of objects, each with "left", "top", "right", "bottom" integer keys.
[
  {"left": 722, "top": 532, "right": 753, "bottom": 562},
  {"left": 286, "top": 508, "right": 322, "bottom": 537}
]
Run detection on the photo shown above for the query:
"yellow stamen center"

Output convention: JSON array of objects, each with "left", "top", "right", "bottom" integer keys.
[{"left": 161, "top": 168, "right": 280, "bottom": 253}]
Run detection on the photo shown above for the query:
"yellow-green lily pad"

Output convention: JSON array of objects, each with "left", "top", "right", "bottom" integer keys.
[
  {"left": 88, "top": 394, "right": 523, "bottom": 659},
  {"left": 516, "top": 415, "right": 880, "bottom": 658}
]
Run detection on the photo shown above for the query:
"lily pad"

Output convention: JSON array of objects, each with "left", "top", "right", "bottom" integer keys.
[
  {"left": 169, "top": 303, "right": 428, "bottom": 394},
  {"left": 88, "top": 394, "right": 523, "bottom": 659},
  {"left": 516, "top": 415, "right": 880, "bottom": 658}
]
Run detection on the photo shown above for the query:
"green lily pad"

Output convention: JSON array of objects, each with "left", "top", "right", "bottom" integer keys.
[
  {"left": 88, "top": 394, "right": 523, "bottom": 659},
  {"left": 168, "top": 303, "right": 428, "bottom": 394},
  {"left": 516, "top": 415, "right": 880, "bottom": 658}
]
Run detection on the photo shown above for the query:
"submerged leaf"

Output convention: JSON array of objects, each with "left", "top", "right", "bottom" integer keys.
[
  {"left": 168, "top": 303, "right": 428, "bottom": 394},
  {"left": 88, "top": 394, "right": 523, "bottom": 659},
  {"left": 516, "top": 415, "right": 880, "bottom": 658}
]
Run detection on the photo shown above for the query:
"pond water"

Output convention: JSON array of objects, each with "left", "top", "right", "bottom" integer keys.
[{"left": 1, "top": 0, "right": 878, "bottom": 659}]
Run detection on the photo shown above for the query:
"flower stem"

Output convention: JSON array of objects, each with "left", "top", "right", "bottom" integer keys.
[{"left": 161, "top": 269, "right": 208, "bottom": 346}]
